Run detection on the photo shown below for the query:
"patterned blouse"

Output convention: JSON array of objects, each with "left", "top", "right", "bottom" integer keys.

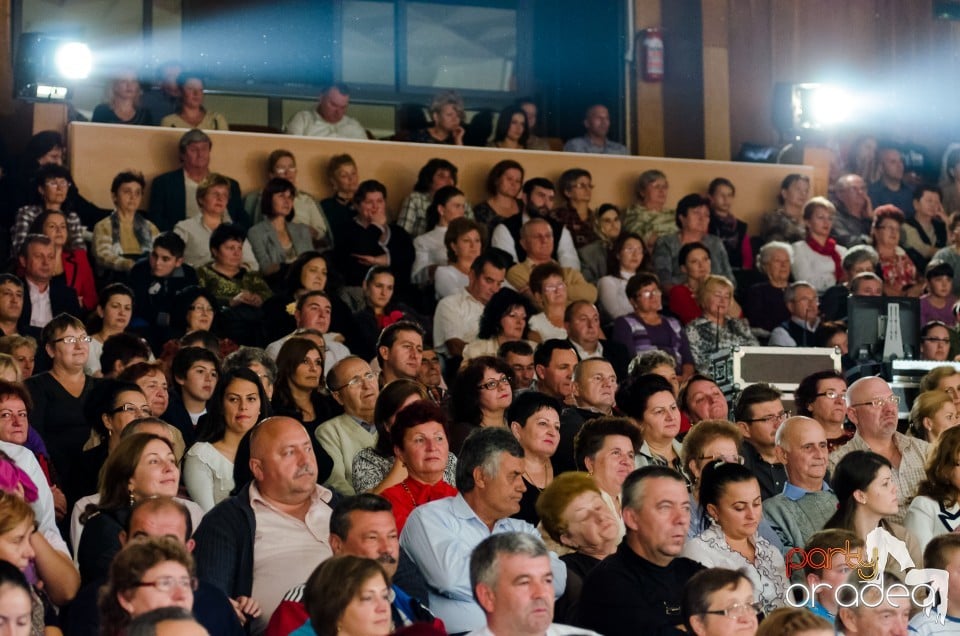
[
  {"left": 196, "top": 264, "right": 273, "bottom": 308},
  {"left": 878, "top": 247, "right": 918, "bottom": 293},
  {"left": 549, "top": 206, "right": 596, "bottom": 249},
  {"left": 685, "top": 317, "right": 759, "bottom": 373},
  {"left": 758, "top": 209, "right": 806, "bottom": 244},
  {"left": 624, "top": 204, "right": 678, "bottom": 247},
  {"left": 351, "top": 448, "right": 458, "bottom": 494}
]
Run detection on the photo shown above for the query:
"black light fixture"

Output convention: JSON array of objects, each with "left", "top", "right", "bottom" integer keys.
[{"left": 14, "top": 33, "right": 93, "bottom": 101}]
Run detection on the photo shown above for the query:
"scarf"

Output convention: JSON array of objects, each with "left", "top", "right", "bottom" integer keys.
[
  {"left": 110, "top": 211, "right": 154, "bottom": 255},
  {"left": 806, "top": 234, "right": 843, "bottom": 283}
]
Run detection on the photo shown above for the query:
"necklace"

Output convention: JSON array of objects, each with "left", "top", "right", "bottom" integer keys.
[
  {"left": 522, "top": 458, "right": 550, "bottom": 490},
  {"left": 400, "top": 480, "right": 419, "bottom": 509}
]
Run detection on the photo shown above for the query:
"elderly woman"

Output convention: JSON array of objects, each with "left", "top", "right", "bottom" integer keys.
[
  {"left": 411, "top": 186, "right": 468, "bottom": 285},
  {"left": 932, "top": 212, "right": 960, "bottom": 297},
  {"left": 653, "top": 193, "right": 734, "bottom": 292},
  {"left": 93, "top": 171, "right": 159, "bottom": 274},
  {"left": 449, "top": 356, "right": 514, "bottom": 453},
  {"left": 461, "top": 288, "right": 536, "bottom": 361},
  {"left": 397, "top": 158, "right": 473, "bottom": 239},
  {"left": 472, "top": 160, "right": 525, "bottom": 229},
  {"left": 597, "top": 231, "right": 647, "bottom": 320},
  {"left": 159, "top": 71, "right": 228, "bottom": 130},
  {"left": 434, "top": 218, "right": 486, "bottom": 299},
  {"left": 173, "top": 173, "right": 256, "bottom": 269},
  {"left": 758, "top": 173, "right": 810, "bottom": 244},
  {"left": 743, "top": 241, "right": 794, "bottom": 333},
  {"left": 908, "top": 388, "right": 957, "bottom": 444},
  {"left": 92, "top": 67, "right": 153, "bottom": 125},
  {"left": 871, "top": 205, "right": 923, "bottom": 296},
  {"left": 548, "top": 168, "right": 596, "bottom": 249},
  {"left": 792, "top": 196, "right": 848, "bottom": 293},
  {"left": 319, "top": 153, "right": 359, "bottom": 244},
  {"left": 30, "top": 209, "right": 98, "bottom": 311},
  {"left": 380, "top": 400, "right": 458, "bottom": 531},
  {"left": 506, "top": 392, "right": 562, "bottom": 524},
  {"left": 686, "top": 276, "right": 759, "bottom": 373},
  {"left": 905, "top": 427, "right": 960, "bottom": 551},
  {"left": 572, "top": 416, "right": 639, "bottom": 535},
  {"left": 619, "top": 374, "right": 685, "bottom": 478},
  {"left": 681, "top": 461, "right": 789, "bottom": 615},
  {"left": 624, "top": 169, "right": 674, "bottom": 250},
  {"left": 246, "top": 177, "right": 314, "bottom": 279},
  {"left": 528, "top": 263, "right": 569, "bottom": 342},
  {"left": 578, "top": 203, "right": 624, "bottom": 283},
  {"left": 244, "top": 149, "right": 333, "bottom": 248},
  {"left": 11, "top": 164, "right": 86, "bottom": 256},
  {"left": 819, "top": 244, "right": 880, "bottom": 321},
  {"left": 410, "top": 90, "right": 466, "bottom": 145},
  {"left": 682, "top": 569, "right": 760, "bottom": 636}
]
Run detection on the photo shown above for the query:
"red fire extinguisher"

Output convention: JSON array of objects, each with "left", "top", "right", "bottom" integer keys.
[{"left": 642, "top": 28, "right": 664, "bottom": 82}]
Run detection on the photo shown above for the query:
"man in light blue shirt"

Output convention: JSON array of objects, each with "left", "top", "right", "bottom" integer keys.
[
  {"left": 562, "top": 105, "right": 628, "bottom": 156},
  {"left": 400, "top": 427, "right": 567, "bottom": 634}
]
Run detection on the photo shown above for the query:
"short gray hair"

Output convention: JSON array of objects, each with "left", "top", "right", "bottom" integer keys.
[
  {"left": 842, "top": 244, "right": 879, "bottom": 272},
  {"left": 470, "top": 532, "right": 549, "bottom": 602},
  {"left": 756, "top": 241, "right": 793, "bottom": 272},
  {"left": 127, "top": 607, "right": 198, "bottom": 636},
  {"left": 223, "top": 346, "right": 278, "bottom": 384},
  {"left": 456, "top": 427, "right": 524, "bottom": 493},
  {"left": 628, "top": 350, "right": 677, "bottom": 377},
  {"left": 783, "top": 281, "right": 815, "bottom": 304}
]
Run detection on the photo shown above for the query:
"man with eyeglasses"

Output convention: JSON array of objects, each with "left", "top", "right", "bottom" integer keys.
[
  {"left": 919, "top": 320, "right": 952, "bottom": 361},
  {"left": 828, "top": 375, "right": 929, "bottom": 524},
  {"left": 734, "top": 383, "right": 788, "bottom": 500},
  {"left": 768, "top": 281, "right": 821, "bottom": 347},
  {"left": 316, "top": 356, "right": 381, "bottom": 495},
  {"left": 763, "top": 416, "right": 838, "bottom": 554},
  {"left": 555, "top": 358, "right": 619, "bottom": 475},
  {"left": 506, "top": 218, "right": 597, "bottom": 304},
  {"left": 795, "top": 370, "right": 855, "bottom": 452}
]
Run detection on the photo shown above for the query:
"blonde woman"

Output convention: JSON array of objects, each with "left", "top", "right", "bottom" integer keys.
[
  {"left": 909, "top": 389, "right": 958, "bottom": 445},
  {"left": 92, "top": 68, "right": 153, "bottom": 125},
  {"left": 684, "top": 276, "right": 758, "bottom": 373}
]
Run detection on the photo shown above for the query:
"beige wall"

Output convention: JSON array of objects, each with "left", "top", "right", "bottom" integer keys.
[{"left": 67, "top": 122, "right": 811, "bottom": 232}]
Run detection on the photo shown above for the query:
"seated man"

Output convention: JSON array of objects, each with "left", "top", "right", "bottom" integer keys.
[
  {"left": 831, "top": 174, "right": 873, "bottom": 247},
  {"left": 562, "top": 104, "right": 627, "bottom": 155},
  {"left": 17, "top": 234, "right": 81, "bottom": 344},
  {"left": 417, "top": 348, "right": 448, "bottom": 406},
  {"left": 910, "top": 533, "right": 960, "bottom": 634},
  {"left": 400, "top": 427, "right": 567, "bottom": 634},
  {"left": 0, "top": 274, "right": 23, "bottom": 337},
  {"left": 500, "top": 340, "right": 536, "bottom": 393},
  {"left": 284, "top": 84, "right": 367, "bottom": 139},
  {"left": 768, "top": 281, "right": 820, "bottom": 347},
  {"left": 555, "top": 357, "right": 618, "bottom": 475},
  {"left": 866, "top": 145, "right": 913, "bottom": 214},
  {"left": 99, "top": 333, "right": 151, "bottom": 379},
  {"left": 433, "top": 251, "right": 506, "bottom": 358},
  {"left": 837, "top": 571, "right": 911, "bottom": 635},
  {"left": 265, "top": 290, "right": 351, "bottom": 369},
  {"left": 506, "top": 219, "right": 596, "bottom": 303},
  {"left": 797, "top": 529, "right": 864, "bottom": 622},
  {"left": 128, "top": 232, "right": 199, "bottom": 350},
  {"left": 534, "top": 340, "right": 579, "bottom": 406},
  {"left": 490, "top": 178, "right": 579, "bottom": 270},
  {"left": 376, "top": 321, "right": 424, "bottom": 385},
  {"left": 735, "top": 383, "right": 788, "bottom": 500},
  {"left": 564, "top": 301, "right": 630, "bottom": 379}
]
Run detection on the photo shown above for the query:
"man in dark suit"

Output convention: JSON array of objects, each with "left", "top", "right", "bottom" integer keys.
[
  {"left": 565, "top": 300, "right": 631, "bottom": 379},
  {"left": 148, "top": 129, "right": 244, "bottom": 232}
]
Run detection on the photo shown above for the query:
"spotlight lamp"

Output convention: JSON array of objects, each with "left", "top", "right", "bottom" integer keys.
[{"left": 14, "top": 33, "right": 93, "bottom": 102}]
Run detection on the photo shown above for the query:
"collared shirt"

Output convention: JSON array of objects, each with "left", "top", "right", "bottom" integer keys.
[
  {"left": 570, "top": 339, "right": 603, "bottom": 361},
  {"left": 828, "top": 432, "right": 930, "bottom": 525},
  {"left": 741, "top": 442, "right": 787, "bottom": 500},
  {"left": 284, "top": 109, "right": 368, "bottom": 139},
  {"left": 249, "top": 482, "right": 334, "bottom": 626},
  {"left": 490, "top": 212, "right": 581, "bottom": 270},
  {"left": 26, "top": 279, "right": 52, "bottom": 328},
  {"left": 400, "top": 493, "right": 567, "bottom": 634},
  {"left": 433, "top": 288, "right": 485, "bottom": 355},
  {"left": 768, "top": 316, "right": 821, "bottom": 347},
  {"left": 563, "top": 136, "right": 628, "bottom": 155},
  {"left": 506, "top": 260, "right": 597, "bottom": 304},
  {"left": 782, "top": 480, "right": 832, "bottom": 501}
]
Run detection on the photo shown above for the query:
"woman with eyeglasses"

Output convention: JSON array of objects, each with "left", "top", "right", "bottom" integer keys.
[
  {"left": 448, "top": 356, "right": 514, "bottom": 454},
  {"left": 10, "top": 163, "right": 87, "bottom": 257},
  {"left": 184, "top": 368, "right": 272, "bottom": 512},
  {"left": 23, "top": 313, "right": 97, "bottom": 507},
  {"left": 612, "top": 272, "right": 695, "bottom": 381},
  {"left": 823, "top": 450, "right": 923, "bottom": 569},
  {"left": 681, "top": 462, "right": 788, "bottom": 616},
  {"left": 549, "top": 168, "right": 596, "bottom": 249},
  {"left": 871, "top": 205, "right": 923, "bottom": 297},
  {"left": 527, "top": 263, "right": 569, "bottom": 343},
  {"left": 461, "top": 288, "right": 536, "bottom": 363},
  {"left": 682, "top": 568, "right": 760, "bottom": 636},
  {"left": 685, "top": 276, "right": 758, "bottom": 374},
  {"left": 905, "top": 427, "right": 960, "bottom": 552},
  {"left": 99, "top": 536, "right": 197, "bottom": 636},
  {"left": 794, "top": 370, "right": 854, "bottom": 452}
]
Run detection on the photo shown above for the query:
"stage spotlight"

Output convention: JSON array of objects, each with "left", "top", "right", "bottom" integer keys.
[
  {"left": 14, "top": 33, "right": 93, "bottom": 101},
  {"left": 54, "top": 42, "right": 93, "bottom": 80},
  {"left": 773, "top": 82, "right": 852, "bottom": 140}
]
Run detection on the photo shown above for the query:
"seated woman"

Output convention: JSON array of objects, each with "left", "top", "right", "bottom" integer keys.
[
  {"left": 461, "top": 288, "right": 536, "bottom": 362},
  {"left": 344, "top": 267, "right": 420, "bottom": 363},
  {"left": 449, "top": 356, "right": 514, "bottom": 454},
  {"left": 270, "top": 336, "right": 341, "bottom": 446},
  {"left": 791, "top": 197, "right": 847, "bottom": 294},
  {"left": 117, "top": 362, "right": 171, "bottom": 419},
  {"left": 85, "top": 283, "right": 136, "bottom": 376},
  {"left": 246, "top": 177, "right": 314, "bottom": 281},
  {"left": 743, "top": 241, "right": 794, "bottom": 333},
  {"left": 0, "top": 559, "right": 48, "bottom": 636},
  {"left": 261, "top": 251, "right": 352, "bottom": 344},
  {"left": 472, "top": 160, "right": 525, "bottom": 229},
  {"left": 624, "top": 169, "right": 675, "bottom": 251},
  {"left": 159, "top": 71, "right": 229, "bottom": 130},
  {"left": 93, "top": 171, "right": 159, "bottom": 275},
  {"left": 597, "top": 232, "right": 647, "bottom": 321},
  {"left": 908, "top": 387, "right": 957, "bottom": 445},
  {"left": 549, "top": 168, "right": 596, "bottom": 249},
  {"left": 159, "top": 287, "right": 238, "bottom": 367},
  {"left": 30, "top": 208, "right": 98, "bottom": 312},
  {"left": 667, "top": 242, "right": 742, "bottom": 326},
  {"left": 92, "top": 67, "right": 153, "bottom": 125},
  {"left": 578, "top": 203, "right": 624, "bottom": 284},
  {"left": 488, "top": 105, "right": 530, "bottom": 149},
  {"left": 933, "top": 212, "right": 960, "bottom": 297},
  {"left": 905, "top": 426, "right": 960, "bottom": 552},
  {"left": 611, "top": 272, "right": 694, "bottom": 379},
  {"left": 184, "top": 367, "right": 271, "bottom": 512},
  {"left": 825, "top": 450, "right": 923, "bottom": 571},
  {"left": 409, "top": 90, "right": 465, "bottom": 145},
  {"left": 380, "top": 400, "right": 458, "bottom": 531},
  {"left": 821, "top": 245, "right": 880, "bottom": 322},
  {"left": 527, "top": 263, "right": 569, "bottom": 343},
  {"left": 319, "top": 153, "right": 359, "bottom": 246},
  {"left": 301, "top": 556, "right": 393, "bottom": 636},
  {"left": 433, "top": 218, "right": 486, "bottom": 300},
  {"left": 572, "top": 416, "right": 639, "bottom": 539},
  {"left": 681, "top": 568, "right": 760, "bottom": 636},
  {"left": 173, "top": 173, "right": 256, "bottom": 270},
  {"left": 653, "top": 193, "right": 734, "bottom": 292},
  {"left": 243, "top": 150, "right": 333, "bottom": 250},
  {"left": 0, "top": 336, "right": 37, "bottom": 381},
  {"left": 707, "top": 177, "right": 752, "bottom": 270},
  {"left": 507, "top": 391, "right": 562, "bottom": 525},
  {"left": 903, "top": 185, "right": 948, "bottom": 269},
  {"left": 12, "top": 164, "right": 87, "bottom": 257},
  {"left": 619, "top": 374, "right": 685, "bottom": 480},
  {"left": 758, "top": 173, "right": 810, "bottom": 244},
  {"left": 397, "top": 158, "right": 472, "bottom": 239},
  {"left": 685, "top": 276, "right": 758, "bottom": 373},
  {"left": 196, "top": 224, "right": 273, "bottom": 346},
  {"left": 681, "top": 461, "right": 788, "bottom": 615},
  {"left": 411, "top": 186, "right": 468, "bottom": 286},
  {"left": 871, "top": 205, "right": 924, "bottom": 297}
]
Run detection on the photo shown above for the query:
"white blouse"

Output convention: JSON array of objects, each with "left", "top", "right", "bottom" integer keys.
[
  {"left": 597, "top": 273, "right": 633, "bottom": 320},
  {"left": 791, "top": 240, "right": 848, "bottom": 293},
  {"left": 182, "top": 441, "right": 236, "bottom": 513},
  {"left": 528, "top": 313, "right": 568, "bottom": 341}
]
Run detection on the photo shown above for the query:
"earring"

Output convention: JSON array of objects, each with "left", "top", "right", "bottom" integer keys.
[{"left": 129, "top": 491, "right": 135, "bottom": 507}]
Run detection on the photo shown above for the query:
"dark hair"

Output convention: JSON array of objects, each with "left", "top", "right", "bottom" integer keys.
[
  {"left": 195, "top": 367, "right": 271, "bottom": 444},
  {"left": 375, "top": 320, "right": 425, "bottom": 367},
  {"left": 777, "top": 174, "right": 809, "bottom": 205},
  {"left": 616, "top": 374, "right": 675, "bottom": 421},
  {"left": 305, "top": 556, "right": 390, "bottom": 636},
  {"left": 697, "top": 461, "right": 758, "bottom": 529},
  {"left": 794, "top": 370, "right": 844, "bottom": 416},
  {"left": 456, "top": 426, "right": 524, "bottom": 493},
  {"left": 172, "top": 286, "right": 218, "bottom": 333},
  {"left": 533, "top": 339, "right": 578, "bottom": 369},
  {"left": 127, "top": 607, "right": 197, "bottom": 636},
  {"left": 84, "top": 379, "right": 145, "bottom": 438},
  {"left": 926, "top": 259, "right": 954, "bottom": 281},
  {"left": 126, "top": 496, "right": 194, "bottom": 540},
  {"left": 0, "top": 380, "right": 31, "bottom": 413},
  {"left": 95, "top": 433, "right": 176, "bottom": 511},
  {"left": 801, "top": 528, "right": 863, "bottom": 577},
  {"left": 413, "top": 158, "right": 459, "bottom": 193},
  {"left": 675, "top": 193, "right": 711, "bottom": 228},
  {"left": 506, "top": 391, "right": 562, "bottom": 430},
  {"left": 152, "top": 232, "right": 186, "bottom": 259},
  {"left": 260, "top": 177, "right": 297, "bottom": 221},
  {"left": 558, "top": 168, "right": 591, "bottom": 201},
  {"left": 924, "top": 532, "right": 960, "bottom": 572},
  {"left": 326, "top": 154, "right": 356, "bottom": 181},
  {"left": 0, "top": 274, "right": 23, "bottom": 291},
  {"left": 32, "top": 163, "right": 71, "bottom": 201},
  {"left": 624, "top": 271, "right": 660, "bottom": 300},
  {"left": 485, "top": 160, "right": 525, "bottom": 197},
  {"left": 273, "top": 337, "right": 325, "bottom": 417},
  {"left": 872, "top": 204, "right": 905, "bottom": 229},
  {"left": 733, "top": 383, "right": 782, "bottom": 423},
  {"left": 171, "top": 346, "right": 220, "bottom": 384},
  {"left": 29, "top": 209, "right": 78, "bottom": 247},
  {"left": 353, "top": 179, "right": 387, "bottom": 207},
  {"left": 477, "top": 288, "right": 534, "bottom": 340},
  {"left": 371, "top": 379, "right": 429, "bottom": 458},
  {"left": 110, "top": 171, "right": 146, "bottom": 195},
  {"left": 814, "top": 321, "right": 847, "bottom": 348},
  {"left": 707, "top": 177, "right": 735, "bottom": 196},
  {"left": 99, "top": 333, "right": 150, "bottom": 377},
  {"left": 678, "top": 241, "right": 710, "bottom": 269},
  {"left": 391, "top": 399, "right": 448, "bottom": 451},
  {"left": 913, "top": 183, "right": 942, "bottom": 203},
  {"left": 621, "top": 465, "right": 686, "bottom": 510},
  {"left": 425, "top": 185, "right": 465, "bottom": 231},
  {"left": 528, "top": 262, "right": 564, "bottom": 295},
  {"left": 18, "top": 233, "right": 51, "bottom": 260},
  {"left": 444, "top": 217, "right": 487, "bottom": 263},
  {"left": 522, "top": 177, "right": 555, "bottom": 199},
  {"left": 498, "top": 340, "right": 534, "bottom": 358},
  {"left": 0, "top": 559, "right": 32, "bottom": 601},
  {"left": 682, "top": 568, "right": 753, "bottom": 632},
  {"left": 363, "top": 264, "right": 394, "bottom": 286},
  {"left": 492, "top": 105, "right": 530, "bottom": 147},
  {"left": 180, "top": 330, "right": 219, "bottom": 352},
  {"left": 824, "top": 450, "right": 893, "bottom": 531},
  {"left": 285, "top": 251, "right": 328, "bottom": 295},
  {"left": 209, "top": 223, "right": 246, "bottom": 252},
  {"left": 40, "top": 312, "right": 84, "bottom": 347},
  {"left": 451, "top": 356, "right": 514, "bottom": 427},
  {"left": 916, "top": 426, "right": 960, "bottom": 507},
  {"left": 573, "top": 416, "right": 641, "bottom": 471},
  {"left": 609, "top": 231, "right": 645, "bottom": 274},
  {"left": 330, "top": 494, "right": 393, "bottom": 540},
  {"left": 471, "top": 249, "right": 511, "bottom": 277}
]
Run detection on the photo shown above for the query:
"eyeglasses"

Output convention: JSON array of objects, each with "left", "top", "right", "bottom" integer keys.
[
  {"left": 923, "top": 337, "right": 950, "bottom": 344},
  {"left": 814, "top": 389, "right": 846, "bottom": 400},
  {"left": 53, "top": 335, "right": 92, "bottom": 345},
  {"left": 45, "top": 178, "right": 70, "bottom": 188},
  {"left": 702, "top": 601, "right": 762, "bottom": 618},
  {"left": 333, "top": 371, "right": 377, "bottom": 392},
  {"left": 110, "top": 403, "right": 153, "bottom": 417},
  {"left": 133, "top": 576, "right": 199, "bottom": 594},
  {"left": 188, "top": 304, "right": 214, "bottom": 313},
  {"left": 638, "top": 289, "right": 662, "bottom": 299},
  {"left": 696, "top": 454, "right": 744, "bottom": 465},
  {"left": 850, "top": 395, "right": 901, "bottom": 409},
  {"left": 477, "top": 376, "right": 511, "bottom": 391},
  {"left": 745, "top": 410, "right": 790, "bottom": 424},
  {"left": 543, "top": 283, "right": 566, "bottom": 293}
]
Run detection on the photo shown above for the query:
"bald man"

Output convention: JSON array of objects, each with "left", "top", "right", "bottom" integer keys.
[
  {"left": 762, "top": 416, "right": 838, "bottom": 553},
  {"left": 193, "top": 417, "right": 338, "bottom": 631}
]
